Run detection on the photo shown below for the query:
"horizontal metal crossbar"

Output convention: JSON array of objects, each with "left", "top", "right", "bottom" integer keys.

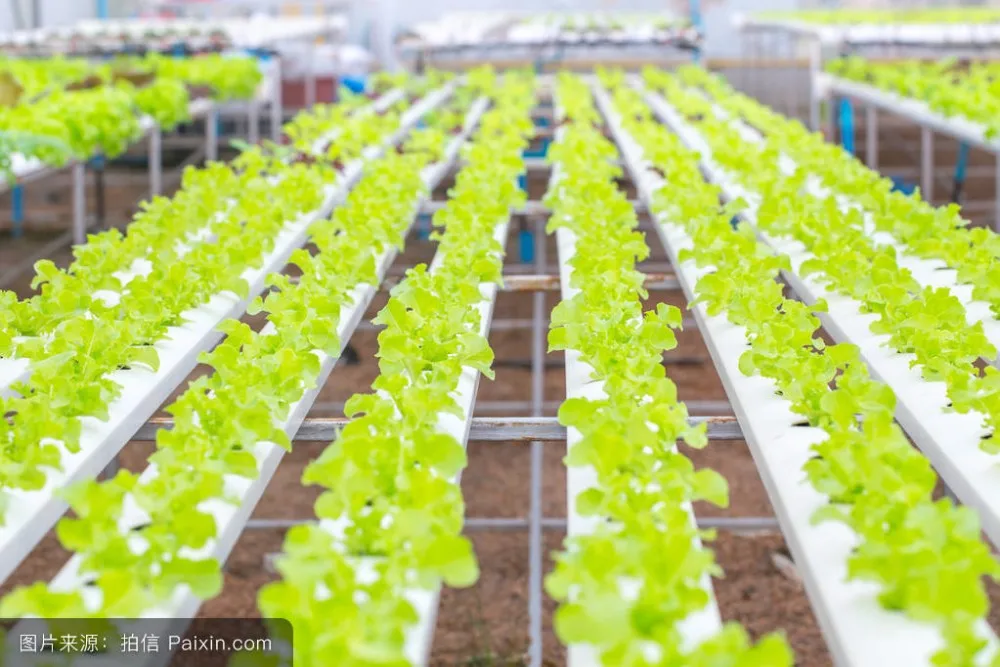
[
  {"left": 307, "top": 398, "right": 735, "bottom": 415},
  {"left": 290, "top": 271, "right": 681, "bottom": 292},
  {"left": 379, "top": 272, "right": 679, "bottom": 292},
  {"left": 248, "top": 515, "right": 778, "bottom": 532},
  {"left": 352, "top": 315, "right": 698, "bottom": 333},
  {"left": 419, "top": 199, "right": 646, "bottom": 215},
  {"left": 134, "top": 415, "right": 743, "bottom": 442}
]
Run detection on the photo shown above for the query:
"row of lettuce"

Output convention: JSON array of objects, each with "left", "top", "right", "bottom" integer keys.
[
  {"left": 0, "top": 66, "right": 530, "bottom": 666},
  {"left": 0, "top": 53, "right": 267, "bottom": 180},
  {"left": 0, "top": 75, "right": 446, "bottom": 525},
  {"left": 670, "top": 65, "right": 1000, "bottom": 445},
  {"left": 260, "top": 68, "right": 533, "bottom": 664},
  {"left": 826, "top": 57, "right": 1000, "bottom": 140},
  {"left": 7, "top": 60, "right": 1000, "bottom": 665},
  {"left": 543, "top": 71, "right": 792, "bottom": 665},
  {"left": 635, "top": 66, "right": 1000, "bottom": 664}
]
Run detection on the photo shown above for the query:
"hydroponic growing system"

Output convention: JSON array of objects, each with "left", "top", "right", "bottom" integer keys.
[{"left": 9, "top": 8, "right": 1000, "bottom": 667}]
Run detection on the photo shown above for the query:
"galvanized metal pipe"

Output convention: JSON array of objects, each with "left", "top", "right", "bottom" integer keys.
[
  {"left": 351, "top": 315, "right": 696, "bottom": 334},
  {"left": 527, "top": 218, "right": 545, "bottom": 667},
  {"left": 135, "top": 415, "right": 743, "bottom": 442},
  {"left": 271, "top": 59, "right": 284, "bottom": 143},
  {"left": 206, "top": 109, "right": 219, "bottom": 162},
  {"left": 865, "top": 105, "right": 878, "bottom": 170},
  {"left": 149, "top": 126, "right": 162, "bottom": 198},
  {"left": 248, "top": 515, "right": 778, "bottom": 532},
  {"left": 995, "top": 155, "right": 1000, "bottom": 232},
  {"left": 309, "top": 398, "right": 735, "bottom": 416},
  {"left": 249, "top": 99, "right": 261, "bottom": 145},
  {"left": 356, "top": 271, "right": 680, "bottom": 293},
  {"left": 72, "top": 162, "right": 86, "bottom": 246},
  {"left": 921, "top": 126, "right": 934, "bottom": 202},
  {"left": 420, "top": 199, "right": 646, "bottom": 215}
]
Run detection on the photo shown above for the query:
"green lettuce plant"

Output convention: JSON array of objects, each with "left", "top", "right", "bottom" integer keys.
[
  {"left": 544, "top": 71, "right": 792, "bottom": 666},
  {"left": 639, "top": 66, "right": 1000, "bottom": 665},
  {"left": 258, "top": 69, "right": 533, "bottom": 665}
]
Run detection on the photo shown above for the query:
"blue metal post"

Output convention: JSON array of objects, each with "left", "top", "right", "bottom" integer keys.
[
  {"left": 11, "top": 185, "right": 24, "bottom": 238},
  {"left": 952, "top": 142, "right": 970, "bottom": 203},
  {"left": 518, "top": 113, "right": 550, "bottom": 263},
  {"left": 415, "top": 118, "right": 429, "bottom": 241},
  {"left": 839, "top": 97, "right": 855, "bottom": 155},
  {"left": 518, "top": 173, "right": 533, "bottom": 263},
  {"left": 96, "top": 0, "right": 109, "bottom": 19},
  {"left": 417, "top": 214, "right": 431, "bottom": 240},
  {"left": 690, "top": 0, "right": 703, "bottom": 64}
]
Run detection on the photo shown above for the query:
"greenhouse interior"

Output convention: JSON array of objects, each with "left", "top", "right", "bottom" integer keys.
[{"left": 9, "top": 0, "right": 1000, "bottom": 666}]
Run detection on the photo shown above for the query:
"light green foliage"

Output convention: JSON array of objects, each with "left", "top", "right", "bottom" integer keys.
[
  {"left": 759, "top": 8, "right": 1000, "bottom": 24},
  {"left": 0, "top": 85, "right": 141, "bottom": 158},
  {"left": 0, "top": 131, "right": 70, "bottom": 182},
  {"left": 543, "top": 71, "right": 792, "bottom": 666},
  {"left": 0, "top": 73, "right": 448, "bottom": 621},
  {"left": 258, "top": 67, "right": 534, "bottom": 665},
  {"left": 0, "top": 53, "right": 261, "bottom": 165},
  {"left": 827, "top": 57, "right": 1000, "bottom": 140},
  {"left": 641, "top": 65, "right": 1000, "bottom": 665},
  {"left": 146, "top": 53, "right": 263, "bottom": 101},
  {"left": 131, "top": 76, "right": 191, "bottom": 130},
  {"left": 667, "top": 65, "right": 1000, "bottom": 448}
]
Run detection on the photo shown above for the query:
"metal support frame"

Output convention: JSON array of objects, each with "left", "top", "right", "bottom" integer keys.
[
  {"left": 294, "top": 270, "right": 680, "bottom": 292},
  {"left": 249, "top": 515, "right": 778, "bottom": 532},
  {"left": 308, "top": 398, "right": 734, "bottom": 416},
  {"left": 249, "top": 100, "right": 261, "bottom": 145},
  {"left": 996, "top": 155, "right": 1000, "bottom": 232},
  {"left": 527, "top": 218, "right": 545, "bottom": 667},
  {"left": 349, "top": 315, "right": 697, "bottom": 334},
  {"left": 952, "top": 142, "right": 970, "bottom": 204},
  {"left": 865, "top": 105, "right": 878, "bottom": 170},
  {"left": 149, "top": 125, "right": 163, "bottom": 198},
  {"left": 136, "top": 415, "right": 743, "bottom": 443},
  {"left": 808, "top": 38, "right": 822, "bottom": 132},
  {"left": 11, "top": 185, "right": 23, "bottom": 239},
  {"left": 93, "top": 157, "right": 105, "bottom": 231},
  {"left": 271, "top": 58, "right": 284, "bottom": 143},
  {"left": 206, "top": 109, "right": 219, "bottom": 162},
  {"left": 305, "top": 43, "right": 317, "bottom": 108},
  {"left": 838, "top": 97, "right": 854, "bottom": 155},
  {"left": 72, "top": 162, "right": 86, "bottom": 246},
  {"left": 921, "top": 126, "right": 934, "bottom": 202},
  {"left": 689, "top": 0, "right": 703, "bottom": 64},
  {"left": 420, "top": 199, "right": 645, "bottom": 215}
]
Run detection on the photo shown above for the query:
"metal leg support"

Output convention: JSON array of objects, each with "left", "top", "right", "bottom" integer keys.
[
  {"left": 865, "top": 105, "right": 878, "bottom": 170},
  {"left": 838, "top": 97, "right": 854, "bottom": 154},
  {"left": 808, "top": 39, "right": 822, "bottom": 133},
  {"left": 921, "top": 126, "right": 934, "bottom": 203},
  {"left": 306, "top": 43, "right": 316, "bottom": 109},
  {"left": 952, "top": 142, "right": 970, "bottom": 204},
  {"left": 271, "top": 58, "right": 284, "bottom": 143},
  {"left": 149, "top": 125, "right": 162, "bottom": 198},
  {"left": 251, "top": 516, "right": 779, "bottom": 532},
  {"left": 206, "top": 109, "right": 219, "bottom": 163},
  {"left": 995, "top": 154, "right": 1000, "bottom": 232},
  {"left": 72, "top": 162, "right": 86, "bottom": 246},
  {"left": 527, "top": 218, "right": 545, "bottom": 667},
  {"left": 11, "top": 185, "right": 23, "bottom": 239},
  {"left": 249, "top": 100, "right": 261, "bottom": 145}
]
